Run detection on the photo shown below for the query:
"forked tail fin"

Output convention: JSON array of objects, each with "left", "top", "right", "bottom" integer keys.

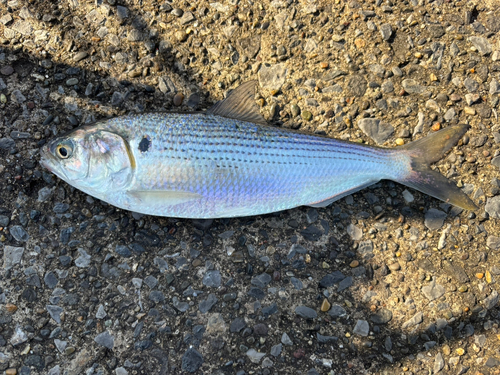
[{"left": 398, "top": 124, "right": 477, "bottom": 210}]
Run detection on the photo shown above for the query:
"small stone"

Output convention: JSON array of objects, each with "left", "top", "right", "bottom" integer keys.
[
  {"left": 346, "top": 224, "right": 362, "bottom": 240},
  {"left": 483, "top": 290, "right": 499, "bottom": 310},
  {"left": 358, "top": 118, "right": 394, "bottom": 145},
  {"left": 485, "top": 196, "right": 500, "bottom": 218},
  {"left": 469, "top": 36, "right": 492, "bottom": 56},
  {"left": 444, "top": 108, "right": 456, "bottom": 122},
  {"left": 173, "top": 93, "right": 184, "bottom": 106},
  {"left": 94, "top": 331, "right": 114, "bottom": 349},
  {"left": 402, "top": 79, "right": 429, "bottom": 95},
  {"left": 246, "top": 349, "right": 265, "bottom": 364},
  {"left": 10, "top": 325, "right": 28, "bottom": 346},
  {"left": 295, "top": 306, "right": 317, "bottom": 320},
  {"left": 320, "top": 299, "right": 331, "bottom": 312},
  {"left": 380, "top": 23, "right": 392, "bottom": 41},
  {"left": 73, "top": 51, "right": 88, "bottom": 62},
  {"left": 301, "top": 110, "right": 312, "bottom": 121},
  {"left": 127, "top": 29, "right": 142, "bottom": 42},
  {"left": 251, "top": 273, "right": 272, "bottom": 288},
  {"left": 346, "top": 75, "right": 367, "bottom": 97},
  {"left": 370, "top": 309, "right": 393, "bottom": 324},
  {"left": 258, "top": 63, "right": 287, "bottom": 91},
  {"left": 434, "top": 352, "right": 444, "bottom": 373},
  {"left": 464, "top": 77, "right": 479, "bottom": 93},
  {"left": 182, "top": 348, "right": 203, "bottom": 372},
  {"left": 402, "top": 311, "right": 423, "bottom": 329},
  {"left": 485, "top": 357, "right": 500, "bottom": 368},
  {"left": 175, "top": 30, "right": 188, "bottom": 42},
  {"left": 0, "top": 66, "right": 14, "bottom": 75},
  {"left": 402, "top": 190, "right": 414, "bottom": 203},
  {"left": 96, "top": 305, "right": 107, "bottom": 319},
  {"left": 464, "top": 106, "right": 475, "bottom": 115},
  {"left": 116, "top": 5, "right": 129, "bottom": 20},
  {"left": 281, "top": 332, "right": 293, "bottom": 346},
  {"left": 229, "top": 317, "right": 246, "bottom": 333},
  {"left": 10, "top": 225, "right": 29, "bottom": 242},
  {"left": 353, "top": 320, "right": 369, "bottom": 336},
  {"left": 422, "top": 280, "right": 446, "bottom": 301},
  {"left": 74, "top": 249, "right": 91, "bottom": 268},
  {"left": 47, "top": 305, "right": 63, "bottom": 324},
  {"left": 199, "top": 293, "right": 218, "bottom": 313},
  {"left": 271, "top": 343, "right": 282, "bottom": 356},
  {"left": 179, "top": 11, "right": 195, "bottom": 25},
  {"left": 202, "top": 270, "right": 221, "bottom": 288},
  {"left": 290, "top": 104, "right": 300, "bottom": 117},
  {"left": 3, "top": 246, "right": 24, "bottom": 270},
  {"left": 424, "top": 208, "right": 446, "bottom": 230}
]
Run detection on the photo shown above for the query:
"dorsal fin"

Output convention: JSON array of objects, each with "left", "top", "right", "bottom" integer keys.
[{"left": 206, "top": 81, "right": 267, "bottom": 125}]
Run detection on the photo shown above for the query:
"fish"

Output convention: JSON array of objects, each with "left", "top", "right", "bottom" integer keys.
[{"left": 40, "top": 81, "right": 477, "bottom": 219}]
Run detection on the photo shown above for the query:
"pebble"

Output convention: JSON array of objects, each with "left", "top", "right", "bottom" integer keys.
[
  {"left": 10, "top": 326, "right": 28, "bottom": 346},
  {"left": 469, "top": 36, "right": 492, "bottom": 56},
  {"left": 434, "top": 352, "right": 444, "bottom": 373},
  {"left": 246, "top": 349, "right": 265, "bottom": 364},
  {"left": 199, "top": 293, "right": 218, "bottom": 313},
  {"left": 281, "top": 332, "right": 293, "bottom": 346},
  {"left": 10, "top": 226, "right": 29, "bottom": 242},
  {"left": 301, "top": 110, "right": 312, "bottom": 121},
  {"left": 353, "top": 320, "right": 369, "bottom": 336},
  {"left": 337, "top": 276, "right": 353, "bottom": 292},
  {"left": 346, "top": 224, "right": 362, "bottom": 240},
  {"left": 346, "top": 75, "right": 367, "bottom": 97},
  {"left": 320, "top": 299, "right": 331, "bottom": 312},
  {"left": 3, "top": 246, "right": 24, "bottom": 270},
  {"left": 380, "top": 23, "right": 392, "bottom": 41},
  {"left": 485, "top": 196, "right": 500, "bottom": 218},
  {"left": 182, "top": 348, "right": 203, "bottom": 372},
  {"left": 47, "top": 305, "right": 63, "bottom": 324},
  {"left": 74, "top": 249, "right": 91, "bottom": 268},
  {"left": 464, "top": 77, "right": 479, "bottom": 93},
  {"left": 319, "top": 271, "right": 345, "bottom": 287},
  {"left": 444, "top": 108, "right": 456, "bottom": 122},
  {"left": 202, "top": 270, "right": 221, "bottom": 288},
  {"left": 424, "top": 208, "right": 447, "bottom": 230},
  {"left": 402, "top": 312, "right": 424, "bottom": 331},
  {"left": 73, "top": 52, "right": 88, "bottom": 62},
  {"left": 402, "top": 79, "right": 429, "bottom": 95},
  {"left": 251, "top": 273, "right": 272, "bottom": 288},
  {"left": 0, "top": 66, "right": 14, "bottom": 75},
  {"left": 358, "top": 118, "right": 394, "bottom": 145},
  {"left": 258, "top": 64, "right": 287, "bottom": 91},
  {"left": 271, "top": 343, "right": 282, "bottom": 357},
  {"left": 94, "top": 331, "right": 114, "bottom": 349},
  {"left": 422, "top": 280, "right": 445, "bottom": 301},
  {"left": 173, "top": 93, "right": 184, "bottom": 106},
  {"left": 370, "top": 309, "right": 392, "bottom": 324},
  {"left": 295, "top": 305, "right": 317, "bottom": 320}
]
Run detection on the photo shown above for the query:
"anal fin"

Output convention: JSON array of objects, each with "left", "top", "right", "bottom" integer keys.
[{"left": 306, "top": 180, "right": 378, "bottom": 208}]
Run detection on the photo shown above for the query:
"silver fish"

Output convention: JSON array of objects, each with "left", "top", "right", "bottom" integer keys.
[{"left": 40, "top": 81, "right": 476, "bottom": 218}]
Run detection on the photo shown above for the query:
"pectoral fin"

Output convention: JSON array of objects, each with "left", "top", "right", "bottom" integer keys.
[{"left": 126, "top": 190, "right": 203, "bottom": 206}]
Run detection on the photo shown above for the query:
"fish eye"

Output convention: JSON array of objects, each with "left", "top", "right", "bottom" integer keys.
[{"left": 56, "top": 143, "right": 73, "bottom": 159}]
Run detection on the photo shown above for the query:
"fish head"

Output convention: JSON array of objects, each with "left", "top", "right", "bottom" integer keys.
[{"left": 40, "top": 127, "right": 134, "bottom": 195}]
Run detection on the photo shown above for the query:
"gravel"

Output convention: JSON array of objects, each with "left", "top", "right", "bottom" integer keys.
[{"left": 0, "top": 1, "right": 499, "bottom": 374}]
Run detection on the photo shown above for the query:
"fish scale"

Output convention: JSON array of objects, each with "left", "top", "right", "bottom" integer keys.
[
  {"left": 40, "top": 81, "right": 476, "bottom": 218},
  {"left": 95, "top": 113, "right": 403, "bottom": 218}
]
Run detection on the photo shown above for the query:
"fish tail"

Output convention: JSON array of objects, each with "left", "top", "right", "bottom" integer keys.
[{"left": 396, "top": 124, "right": 477, "bottom": 210}]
